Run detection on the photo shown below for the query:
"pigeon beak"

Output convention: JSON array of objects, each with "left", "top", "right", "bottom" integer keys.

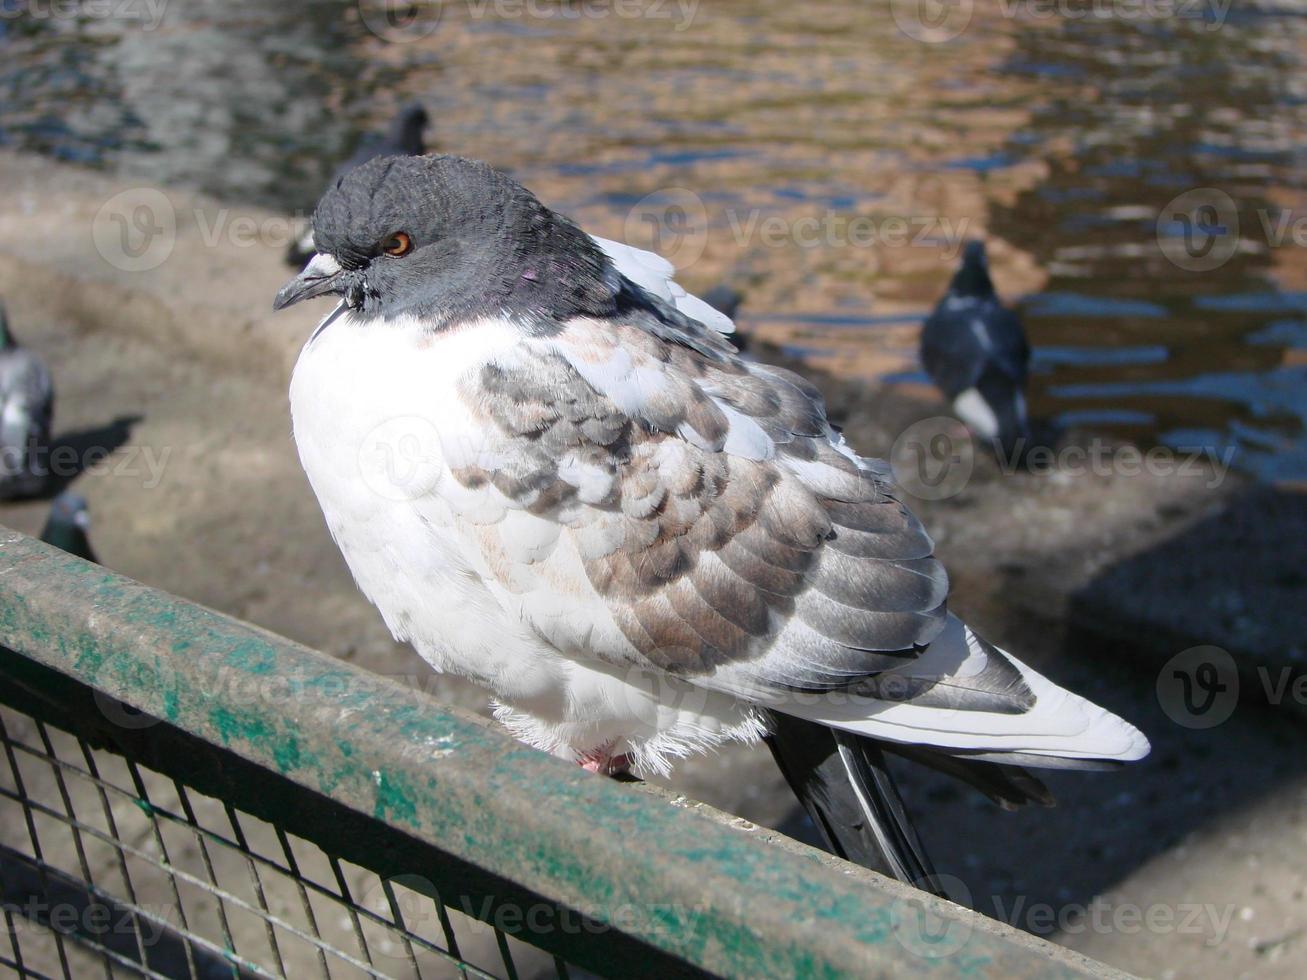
[{"left": 273, "top": 253, "right": 356, "bottom": 311}]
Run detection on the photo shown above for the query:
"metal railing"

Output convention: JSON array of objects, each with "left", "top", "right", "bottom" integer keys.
[{"left": 0, "top": 528, "right": 1125, "bottom": 978}]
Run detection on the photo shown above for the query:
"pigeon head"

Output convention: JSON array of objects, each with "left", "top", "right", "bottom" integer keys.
[
  {"left": 41, "top": 492, "right": 97, "bottom": 563},
  {"left": 48, "top": 491, "right": 91, "bottom": 530},
  {"left": 274, "top": 155, "right": 613, "bottom": 329},
  {"left": 949, "top": 240, "right": 995, "bottom": 298}
]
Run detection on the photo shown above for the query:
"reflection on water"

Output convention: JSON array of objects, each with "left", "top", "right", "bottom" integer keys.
[{"left": 3, "top": 0, "right": 1307, "bottom": 482}]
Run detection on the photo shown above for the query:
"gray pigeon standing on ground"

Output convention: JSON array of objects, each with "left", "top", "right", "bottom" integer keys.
[
  {"left": 0, "top": 301, "right": 53, "bottom": 499},
  {"left": 920, "top": 241, "right": 1032, "bottom": 458},
  {"left": 273, "top": 156, "right": 1147, "bottom": 887},
  {"left": 40, "top": 492, "right": 96, "bottom": 563},
  {"left": 286, "top": 103, "right": 430, "bottom": 268}
]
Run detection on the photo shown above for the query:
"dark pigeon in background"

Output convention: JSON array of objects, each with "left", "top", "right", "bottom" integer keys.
[
  {"left": 0, "top": 300, "right": 53, "bottom": 499},
  {"left": 40, "top": 492, "right": 97, "bottom": 563},
  {"left": 920, "top": 241, "right": 1031, "bottom": 457},
  {"left": 285, "top": 103, "right": 430, "bottom": 268},
  {"left": 701, "top": 284, "right": 741, "bottom": 321},
  {"left": 701, "top": 284, "right": 746, "bottom": 352}
]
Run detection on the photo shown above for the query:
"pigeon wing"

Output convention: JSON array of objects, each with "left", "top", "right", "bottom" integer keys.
[
  {"left": 436, "top": 295, "right": 1145, "bottom": 763},
  {"left": 590, "top": 235, "right": 736, "bottom": 338},
  {"left": 921, "top": 297, "right": 1029, "bottom": 395},
  {"left": 442, "top": 302, "right": 966, "bottom": 700},
  {"left": 987, "top": 304, "right": 1031, "bottom": 383}
]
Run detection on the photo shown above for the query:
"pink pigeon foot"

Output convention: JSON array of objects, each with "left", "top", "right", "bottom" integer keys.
[{"left": 578, "top": 744, "right": 632, "bottom": 777}]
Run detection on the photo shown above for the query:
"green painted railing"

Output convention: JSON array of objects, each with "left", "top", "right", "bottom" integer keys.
[{"left": 0, "top": 528, "right": 1127, "bottom": 978}]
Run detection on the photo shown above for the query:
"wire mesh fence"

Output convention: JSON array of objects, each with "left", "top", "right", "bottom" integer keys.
[
  {"left": 0, "top": 702, "right": 571, "bottom": 980},
  {"left": 0, "top": 528, "right": 1113, "bottom": 980}
]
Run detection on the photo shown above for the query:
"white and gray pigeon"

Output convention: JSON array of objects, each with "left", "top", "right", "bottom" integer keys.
[
  {"left": 0, "top": 301, "right": 53, "bottom": 499},
  {"left": 273, "top": 156, "right": 1148, "bottom": 884},
  {"left": 286, "top": 103, "right": 430, "bottom": 268},
  {"left": 921, "top": 241, "right": 1032, "bottom": 457}
]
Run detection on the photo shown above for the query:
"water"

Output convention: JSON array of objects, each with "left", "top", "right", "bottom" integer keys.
[{"left": 3, "top": 0, "right": 1307, "bottom": 483}]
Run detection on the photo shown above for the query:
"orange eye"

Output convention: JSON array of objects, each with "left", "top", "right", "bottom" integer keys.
[{"left": 382, "top": 232, "right": 413, "bottom": 257}]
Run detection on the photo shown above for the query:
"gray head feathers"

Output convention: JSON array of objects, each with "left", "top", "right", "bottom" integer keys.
[
  {"left": 41, "top": 491, "right": 96, "bottom": 563},
  {"left": 286, "top": 155, "right": 618, "bottom": 328}
]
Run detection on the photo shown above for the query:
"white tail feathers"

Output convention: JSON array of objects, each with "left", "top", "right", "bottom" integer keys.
[{"left": 784, "top": 616, "right": 1150, "bottom": 765}]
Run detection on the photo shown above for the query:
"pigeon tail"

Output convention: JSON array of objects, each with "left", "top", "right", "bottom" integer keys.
[
  {"left": 765, "top": 712, "right": 941, "bottom": 890},
  {"left": 975, "top": 365, "right": 1031, "bottom": 461}
]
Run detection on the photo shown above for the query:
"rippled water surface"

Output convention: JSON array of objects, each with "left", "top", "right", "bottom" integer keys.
[{"left": 4, "top": 0, "right": 1307, "bottom": 481}]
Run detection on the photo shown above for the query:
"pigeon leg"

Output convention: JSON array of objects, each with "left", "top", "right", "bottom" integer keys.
[{"left": 578, "top": 743, "right": 632, "bottom": 777}]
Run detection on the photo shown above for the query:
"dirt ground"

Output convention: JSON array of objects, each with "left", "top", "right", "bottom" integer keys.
[{"left": 2, "top": 150, "right": 1306, "bottom": 978}]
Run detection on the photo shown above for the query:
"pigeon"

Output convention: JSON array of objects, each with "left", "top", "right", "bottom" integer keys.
[
  {"left": 701, "top": 284, "right": 741, "bottom": 321},
  {"left": 274, "top": 156, "right": 1148, "bottom": 884},
  {"left": 40, "top": 492, "right": 97, "bottom": 563},
  {"left": 701, "top": 285, "right": 747, "bottom": 352},
  {"left": 920, "top": 241, "right": 1032, "bottom": 458},
  {"left": 285, "top": 103, "right": 430, "bottom": 268},
  {"left": 0, "top": 300, "right": 53, "bottom": 499}
]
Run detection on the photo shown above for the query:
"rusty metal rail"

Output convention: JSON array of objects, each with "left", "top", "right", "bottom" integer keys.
[{"left": 0, "top": 527, "right": 1126, "bottom": 978}]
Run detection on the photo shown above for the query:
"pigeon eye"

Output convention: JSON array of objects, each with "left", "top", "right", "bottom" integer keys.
[{"left": 382, "top": 232, "right": 413, "bottom": 257}]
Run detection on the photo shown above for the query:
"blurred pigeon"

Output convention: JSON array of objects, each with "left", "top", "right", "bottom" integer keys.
[
  {"left": 286, "top": 103, "right": 430, "bottom": 268},
  {"left": 920, "top": 241, "right": 1031, "bottom": 457},
  {"left": 274, "top": 157, "right": 1147, "bottom": 885},
  {"left": 0, "top": 301, "right": 53, "bottom": 499},
  {"left": 40, "top": 492, "right": 96, "bottom": 563},
  {"left": 701, "top": 284, "right": 747, "bottom": 352},
  {"left": 701, "top": 284, "right": 741, "bottom": 320}
]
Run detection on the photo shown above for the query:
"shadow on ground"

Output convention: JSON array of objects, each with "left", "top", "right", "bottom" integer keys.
[{"left": 45, "top": 415, "right": 144, "bottom": 496}]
